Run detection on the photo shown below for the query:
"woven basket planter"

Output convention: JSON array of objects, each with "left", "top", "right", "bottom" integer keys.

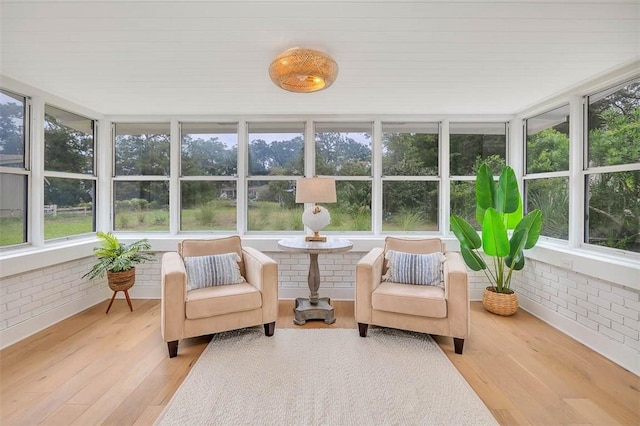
[
  {"left": 107, "top": 268, "right": 136, "bottom": 292},
  {"left": 482, "top": 286, "right": 518, "bottom": 316}
]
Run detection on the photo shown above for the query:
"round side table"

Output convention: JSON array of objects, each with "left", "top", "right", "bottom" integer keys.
[{"left": 278, "top": 237, "right": 353, "bottom": 325}]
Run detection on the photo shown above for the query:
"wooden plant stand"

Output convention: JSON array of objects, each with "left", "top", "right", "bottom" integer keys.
[{"left": 106, "top": 269, "right": 136, "bottom": 314}]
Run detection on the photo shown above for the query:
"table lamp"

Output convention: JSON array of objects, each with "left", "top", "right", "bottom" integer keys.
[{"left": 295, "top": 177, "right": 337, "bottom": 242}]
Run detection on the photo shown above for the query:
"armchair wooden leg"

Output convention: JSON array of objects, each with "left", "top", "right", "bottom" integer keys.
[
  {"left": 264, "top": 322, "right": 275, "bottom": 336},
  {"left": 453, "top": 338, "right": 464, "bottom": 354},
  {"left": 358, "top": 323, "right": 368, "bottom": 337},
  {"left": 167, "top": 340, "right": 178, "bottom": 358}
]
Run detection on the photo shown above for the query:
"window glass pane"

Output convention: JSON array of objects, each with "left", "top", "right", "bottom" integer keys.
[
  {"left": 0, "top": 90, "right": 26, "bottom": 169},
  {"left": 45, "top": 105, "right": 94, "bottom": 174},
  {"left": 315, "top": 122, "right": 372, "bottom": 176},
  {"left": 450, "top": 122, "right": 506, "bottom": 176},
  {"left": 382, "top": 181, "right": 438, "bottom": 231},
  {"left": 181, "top": 181, "right": 237, "bottom": 231},
  {"left": 325, "top": 180, "right": 372, "bottom": 231},
  {"left": 114, "top": 181, "right": 169, "bottom": 231},
  {"left": 588, "top": 79, "right": 640, "bottom": 167},
  {"left": 450, "top": 181, "right": 479, "bottom": 231},
  {"left": 526, "top": 177, "right": 568, "bottom": 239},
  {"left": 248, "top": 123, "right": 303, "bottom": 176},
  {"left": 0, "top": 173, "right": 27, "bottom": 246},
  {"left": 44, "top": 177, "right": 95, "bottom": 239},
  {"left": 115, "top": 123, "right": 170, "bottom": 176},
  {"left": 247, "top": 180, "right": 302, "bottom": 231},
  {"left": 382, "top": 123, "right": 438, "bottom": 176},
  {"left": 586, "top": 171, "right": 639, "bottom": 252},
  {"left": 181, "top": 123, "right": 237, "bottom": 176},
  {"left": 526, "top": 105, "right": 570, "bottom": 174}
]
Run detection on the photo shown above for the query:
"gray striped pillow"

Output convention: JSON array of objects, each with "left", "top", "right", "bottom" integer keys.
[
  {"left": 184, "top": 252, "right": 244, "bottom": 290},
  {"left": 384, "top": 250, "right": 445, "bottom": 286}
]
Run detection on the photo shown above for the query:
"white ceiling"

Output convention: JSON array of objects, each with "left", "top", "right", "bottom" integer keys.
[{"left": 1, "top": 0, "right": 638, "bottom": 116}]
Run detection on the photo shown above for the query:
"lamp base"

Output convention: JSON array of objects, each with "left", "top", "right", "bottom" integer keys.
[{"left": 305, "top": 235, "right": 327, "bottom": 242}]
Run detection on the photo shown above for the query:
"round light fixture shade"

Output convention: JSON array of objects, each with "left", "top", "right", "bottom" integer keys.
[{"left": 269, "top": 47, "right": 338, "bottom": 93}]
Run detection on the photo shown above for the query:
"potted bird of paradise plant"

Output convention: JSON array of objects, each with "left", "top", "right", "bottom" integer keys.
[{"left": 450, "top": 163, "right": 543, "bottom": 315}]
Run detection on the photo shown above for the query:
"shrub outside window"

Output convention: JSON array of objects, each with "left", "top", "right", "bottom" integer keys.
[
  {"left": 44, "top": 105, "right": 96, "bottom": 240},
  {"left": 247, "top": 122, "right": 304, "bottom": 232},
  {"left": 586, "top": 79, "right": 640, "bottom": 253},
  {"left": 382, "top": 122, "right": 439, "bottom": 232},
  {"left": 180, "top": 123, "right": 238, "bottom": 231},
  {"left": 0, "top": 89, "right": 28, "bottom": 247},
  {"left": 113, "top": 123, "right": 170, "bottom": 231},
  {"left": 524, "top": 104, "right": 570, "bottom": 240},
  {"left": 316, "top": 122, "right": 372, "bottom": 231}
]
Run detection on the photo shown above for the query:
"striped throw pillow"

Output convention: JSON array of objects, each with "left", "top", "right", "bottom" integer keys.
[
  {"left": 184, "top": 252, "right": 245, "bottom": 290},
  {"left": 384, "top": 250, "right": 445, "bottom": 286}
]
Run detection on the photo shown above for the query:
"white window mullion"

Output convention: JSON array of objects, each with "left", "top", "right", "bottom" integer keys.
[
  {"left": 237, "top": 120, "right": 247, "bottom": 235},
  {"left": 440, "top": 119, "right": 449, "bottom": 236},
  {"left": 96, "top": 119, "right": 112, "bottom": 232},
  {"left": 372, "top": 119, "right": 382, "bottom": 235},
  {"left": 569, "top": 95, "right": 585, "bottom": 248},
  {"left": 170, "top": 119, "right": 180, "bottom": 235},
  {"left": 29, "top": 97, "right": 45, "bottom": 247}
]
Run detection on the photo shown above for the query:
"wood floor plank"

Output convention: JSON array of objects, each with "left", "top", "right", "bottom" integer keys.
[{"left": 0, "top": 299, "right": 638, "bottom": 426}]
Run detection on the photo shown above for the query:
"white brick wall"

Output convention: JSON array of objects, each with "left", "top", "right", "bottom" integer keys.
[
  {"left": 512, "top": 259, "right": 640, "bottom": 362},
  {"left": 2, "top": 250, "right": 638, "bottom": 374},
  {"left": 0, "top": 257, "right": 103, "bottom": 332}
]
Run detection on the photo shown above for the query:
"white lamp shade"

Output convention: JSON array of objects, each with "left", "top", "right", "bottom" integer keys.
[{"left": 295, "top": 177, "right": 336, "bottom": 203}]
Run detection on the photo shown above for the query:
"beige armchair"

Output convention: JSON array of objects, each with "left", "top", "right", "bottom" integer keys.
[
  {"left": 161, "top": 236, "right": 278, "bottom": 358},
  {"left": 355, "top": 237, "right": 470, "bottom": 354}
]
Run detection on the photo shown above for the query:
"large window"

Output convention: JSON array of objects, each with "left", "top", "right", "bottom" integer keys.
[
  {"left": 315, "top": 122, "right": 372, "bottom": 231},
  {"left": 180, "top": 123, "right": 238, "bottom": 231},
  {"left": 524, "top": 104, "right": 570, "bottom": 240},
  {"left": 450, "top": 122, "right": 507, "bottom": 229},
  {"left": 586, "top": 79, "right": 640, "bottom": 252},
  {"left": 0, "top": 90, "right": 28, "bottom": 247},
  {"left": 43, "top": 105, "right": 96, "bottom": 240},
  {"left": 247, "top": 122, "right": 304, "bottom": 232},
  {"left": 381, "top": 122, "right": 439, "bottom": 231},
  {"left": 114, "top": 123, "right": 170, "bottom": 231}
]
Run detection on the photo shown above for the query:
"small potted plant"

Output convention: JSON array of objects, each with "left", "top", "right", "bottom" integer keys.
[
  {"left": 84, "top": 231, "right": 154, "bottom": 313},
  {"left": 450, "top": 163, "right": 543, "bottom": 315}
]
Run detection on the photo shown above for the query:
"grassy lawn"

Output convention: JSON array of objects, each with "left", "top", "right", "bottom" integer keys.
[{"left": 1, "top": 202, "right": 437, "bottom": 246}]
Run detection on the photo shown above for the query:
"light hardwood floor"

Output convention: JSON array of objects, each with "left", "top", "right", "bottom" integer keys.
[{"left": 1, "top": 299, "right": 638, "bottom": 425}]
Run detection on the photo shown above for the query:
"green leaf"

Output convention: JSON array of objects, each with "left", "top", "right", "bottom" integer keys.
[
  {"left": 495, "top": 166, "right": 520, "bottom": 214},
  {"left": 475, "top": 163, "right": 495, "bottom": 225},
  {"left": 460, "top": 247, "right": 487, "bottom": 271},
  {"left": 504, "top": 193, "right": 523, "bottom": 230},
  {"left": 450, "top": 215, "right": 482, "bottom": 249},
  {"left": 514, "top": 209, "right": 543, "bottom": 249},
  {"left": 507, "top": 228, "right": 529, "bottom": 268},
  {"left": 482, "top": 208, "right": 510, "bottom": 257}
]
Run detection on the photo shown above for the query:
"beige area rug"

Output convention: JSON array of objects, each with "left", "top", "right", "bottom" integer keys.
[{"left": 156, "top": 328, "right": 497, "bottom": 426}]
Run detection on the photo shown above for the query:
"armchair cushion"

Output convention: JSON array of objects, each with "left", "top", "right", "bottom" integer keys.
[
  {"left": 372, "top": 281, "right": 447, "bottom": 318},
  {"left": 384, "top": 250, "right": 445, "bottom": 286},
  {"left": 186, "top": 283, "right": 262, "bottom": 319},
  {"left": 184, "top": 252, "right": 244, "bottom": 290}
]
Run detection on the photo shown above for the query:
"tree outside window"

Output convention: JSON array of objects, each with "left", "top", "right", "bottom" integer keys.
[
  {"left": 586, "top": 79, "right": 640, "bottom": 252},
  {"left": 180, "top": 122, "right": 238, "bottom": 231},
  {"left": 315, "top": 122, "right": 372, "bottom": 231},
  {"left": 113, "top": 123, "right": 170, "bottom": 231},
  {"left": 524, "top": 104, "right": 570, "bottom": 240},
  {"left": 382, "top": 122, "right": 439, "bottom": 232},
  {"left": 44, "top": 105, "right": 96, "bottom": 240},
  {"left": 0, "top": 89, "right": 27, "bottom": 247}
]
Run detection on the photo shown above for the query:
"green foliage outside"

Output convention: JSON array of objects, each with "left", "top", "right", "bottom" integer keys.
[{"left": 1, "top": 83, "right": 638, "bottom": 251}]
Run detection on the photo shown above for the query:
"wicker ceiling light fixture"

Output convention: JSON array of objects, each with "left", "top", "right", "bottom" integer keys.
[{"left": 269, "top": 47, "right": 338, "bottom": 93}]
